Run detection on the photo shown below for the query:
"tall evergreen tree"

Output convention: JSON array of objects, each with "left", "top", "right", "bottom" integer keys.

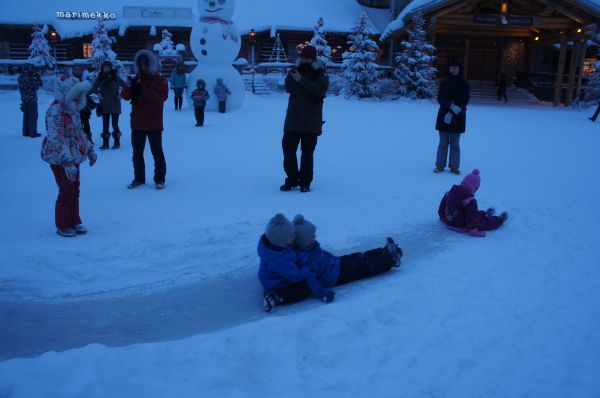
[
  {"left": 310, "top": 17, "right": 332, "bottom": 65},
  {"left": 341, "top": 13, "right": 380, "bottom": 98},
  {"left": 90, "top": 19, "right": 125, "bottom": 77},
  {"left": 394, "top": 13, "right": 437, "bottom": 99},
  {"left": 27, "top": 25, "right": 55, "bottom": 69}
]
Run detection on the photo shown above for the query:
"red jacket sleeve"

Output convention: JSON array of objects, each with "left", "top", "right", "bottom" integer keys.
[
  {"left": 121, "top": 85, "right": 131, "bottom": 100},
  {"left": 465, "top": 199, "right": 480, "bottom": 229}
]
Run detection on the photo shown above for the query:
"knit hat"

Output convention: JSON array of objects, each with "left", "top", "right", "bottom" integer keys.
[
  {"left": 265, "top": 213, "right": 295, "bottom": 248},
  {"left": 292, "top": 214, "right": 317, "bottom": 249},
  {"left": 461, "top": 169, "right": 481, "bottom": 193},
  {"left": 301, "top": 45, "right": 317, "bottom": 61}
]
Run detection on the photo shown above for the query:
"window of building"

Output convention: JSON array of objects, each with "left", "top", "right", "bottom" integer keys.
[{"left": 83, "top": 43, "right": 93, "bottom": 58}]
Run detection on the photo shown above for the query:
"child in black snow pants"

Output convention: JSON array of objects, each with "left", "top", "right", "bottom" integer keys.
[{"left": 190, "top": 79, "right": 210, "bottom": 127}]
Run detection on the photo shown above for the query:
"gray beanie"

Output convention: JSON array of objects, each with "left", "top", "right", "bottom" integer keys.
[
  {"left": 293, "top": 214, "right": 317, "bottom": 249},
  {"left": 265, "top": 213, "right": 295, "bottom": 248}
]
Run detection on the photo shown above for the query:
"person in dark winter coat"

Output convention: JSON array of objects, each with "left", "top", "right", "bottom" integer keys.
[
  {"left": 214, "top": 78, "right": 231, "bottom": 113},
  {"left": 434, "top": 61, "right": 470, "bottom": 175},
  {"left": 71, "top": 65, "right": 95, "bottom": 143},
  {"left": 121, "top": 50, "right": 169, "bottom": 190},
  {"left": 190, "top": 79, "right": 210, "bottom": 127},
  {"left": 280, "top": 45, "right": 329, "bottom": 193},
  {"left": 170, "top": 61, "right": 187, "bottom": 111},
  {"left": 292, "top": 215, "right": 403, "bottom": 287},
  {"left": 258, "top": 213, "right": 335, "bottom": 312},
  {"left": 18, "top": 63, "right": 43, "bottom": 138},
  {"left": 438, "top": 169, "right": 508, "bottom": 237},
  {"left": 91, "top": 60, "right": 127, "bottom": 150},
  {"left": 497, "top": 73, "right": 508, "bottom": 103}
]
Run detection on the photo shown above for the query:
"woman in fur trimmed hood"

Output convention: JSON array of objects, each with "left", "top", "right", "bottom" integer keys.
[{"left": 41, "top": 74, "right": 97, "bottom": 238}]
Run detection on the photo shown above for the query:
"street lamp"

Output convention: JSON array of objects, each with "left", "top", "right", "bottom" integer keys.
[{"left": 249, "top": 28, "right": 257, "bottom": 94}]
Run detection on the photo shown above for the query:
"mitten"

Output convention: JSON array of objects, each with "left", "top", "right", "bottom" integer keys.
[
  {"left": 64, "top": 164, "right": 78, "bottom": 182},
  {"left": 450, "top": 104, "right": 462, "bottom": 114},
  {"left": 88, "top": 151, "right": 97, "bottom": 167},
  {"left": 444, "top": 112, "right": 453, "bottom": 124},
  {"left": 468, "top": 228, "right": 486, "bottom": 238}
]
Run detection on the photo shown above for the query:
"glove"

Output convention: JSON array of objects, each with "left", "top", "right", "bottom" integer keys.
[
  {"left": 444, "top": 112, "right": 453, "bottom": 124},
  {"left": 468, "top": 228, "right": 486, "bottom": 238},
  {"left": 63, "top": 164, "right": 78, "bottom": 182},
  {"left": 321, "top": 289, "right": 335, "bottom": 303},
  {"left": 450, "top": 104, "right": 461, "bottom": 114},
  {"left": 88, "top": 151, "right": 97, "bottom": 167}
]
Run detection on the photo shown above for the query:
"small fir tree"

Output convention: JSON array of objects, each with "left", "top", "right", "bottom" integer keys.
[
  {"left": 310, "top": 17, "right": 332, "bottom": 65},
  {"left": 27, "top": 25, "right": 55, "bottom": 69},
  {"left": 341, "top": 13, "right": 380, "bottom": 98},
  {"left": 90, "top": 19, "right": 125, "bottom": 77},
  {"left": 394, "top": 13, "right": 438, "bottom": 99},
  {"left": 158, "top": 29, "right": 177, "bottom": 55}
]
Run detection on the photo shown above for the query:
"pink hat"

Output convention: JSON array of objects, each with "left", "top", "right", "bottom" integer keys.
[{"left": 460, "top": 169, "right": 481, "bottom": 193}]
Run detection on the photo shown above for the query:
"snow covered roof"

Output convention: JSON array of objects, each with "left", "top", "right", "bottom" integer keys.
[
  {"left": 0, "top": 0, "right": 387, "bottom": 39},
  {"left": 380, "top": 0, "right": 600, "bottom": 41}
]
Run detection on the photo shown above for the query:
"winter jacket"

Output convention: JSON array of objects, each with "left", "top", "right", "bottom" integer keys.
[
  {"left": 18, "top": 64, "right": 43, "bottom": 103},
  {"left": 438, "top": 185, "right": 481, "bottom": 230},
  {"left": 121, "top": 50, "right": 168, "bottom": 132},
  {"left": 41, "top": 75, "right": 95, "bottom": 166},
  {"left": 91, "top": 70, "right": 126, "bottom": 114},
  {"left": 296, "top": 241, "right": 341, "bottom": 288},
  {"left": 257, "top": 234, "right": 329, "bottom": 298},
  {"left": 191, "top": 88, "right": 210, "bottom": 107},
  {"left": 170, "top": 70, "right": 187, "bottom": 89},
  {"left": 214, "top": 79, "right": 231, "bottom": 102},
  {"left": 435, "top": 74, "right": 470, "bottom": 134},
  {"left": 284, "top": 60, "right": 329, "bottom": 135}
]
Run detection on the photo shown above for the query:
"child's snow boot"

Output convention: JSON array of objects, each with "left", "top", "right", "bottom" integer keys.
[
  {"left": 486, "top": 207, "right": 496, "bottom": 216},
  {"left": 385, "top": 237, "right": 403, "bottom": 267},
  {"left": 263, "top": 291, "right": 281, "bottom": 312},
  {"left": 500, "top": 212, "right": 509, "bottom": 223}
]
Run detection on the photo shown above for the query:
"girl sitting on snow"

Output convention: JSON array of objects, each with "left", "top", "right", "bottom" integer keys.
[
  {"left": 258, "top": 213, "right": 335, "bottom": 312},
  {"left": 292, "top": 215, "right": 403, "bottom": 287},
  {"left": 437, "top": 169, "right": 508, "bottom": 237}
]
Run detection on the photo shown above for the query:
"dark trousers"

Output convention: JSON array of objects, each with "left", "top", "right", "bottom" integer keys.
[
  {"left": 50, "top": 164, "right": 81, "bottom": 229},
  {"left": 194, "top": 106, "right": 205, "bottom": 126},
  {"left": 336, "top": 248, "right": 394, "bottom": 286},
  {"left": 591, "top": 103, "right": 600, "bottom": 121},
  {"left": 269, "top": 283, "right": 310, "bottom": 305},
  {"left": 436, "top": 132, "right": 461, "bottom": 169},
  {"left": 497, "top": 89, "right": 508, "bottom": 103},
  {"left": 132, "top": 131, "right": 167, "bottom": 184},
  {"left": 282, "top": 131, "right": 318, "bottom": 188},
  {"left": 477, "top": 211, "right": 504, "bottom": 231},
  {"left": 22, "top": 101, "right": 38, "bottom": 136},
  {"left": 80, "top": 110, "right": 92, "bottom": 143},
  {"left": 102, "top": 113, "right": 120, "bottom": 136},
  {"left": 173, "top": 88, "right": 184, "bottom": 110},
  {"left": 218, "top": 101, "right": 226, "bottom": 113}
]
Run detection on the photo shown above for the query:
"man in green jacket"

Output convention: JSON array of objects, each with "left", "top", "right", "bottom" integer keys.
[{"left": 280, "top": 45, "right": 329, "bottom": 193}]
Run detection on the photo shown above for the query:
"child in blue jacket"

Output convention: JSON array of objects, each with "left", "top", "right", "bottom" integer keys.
[
  {"left": 293, "top": 215, "right": 403, "bottom": 287},
  {"left": 190, "top": 79, "right": 210, "bottom": 127},
  {"left": 258, "top": 213, "right": 335, "bottom": 312}
]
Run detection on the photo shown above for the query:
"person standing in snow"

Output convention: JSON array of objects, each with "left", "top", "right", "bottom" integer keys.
[
  {"left": 214, "top": 78, "right": 231, "bottom": 113},
  {"left": 280, "top": 45, "right": 329, "bottom": 193},
  {"left": 91, "top": 61, "right": 127, "bottom": 150},
  {"left": 292, "top": 215, "right": 403, "bottom": 287},
  {"left": 259, "top": 213, "right": 335, "bottom": 312},
  {"left": 121, "top": 50, "right": 168, "bottom": 190},
  {"left": 170, "top": 61, "right": 187, "bottom": 111},
  {"left": 71, "top": 64, "right": 95, "bottom": 143},
  {"left": 434, "top": 60, "right": 470, "bottom": 175},
  {"left": 41, "top": 75, "right": 97, "bottom": 238},
  {"left": 18, "top": 63, "right": 43, "bottom": 138},
  {"left": 437, "top": 169, "right": 508, "bottom": 237},
  {"left": 190, "top": 79, "right": 210, "bottom": 127}
]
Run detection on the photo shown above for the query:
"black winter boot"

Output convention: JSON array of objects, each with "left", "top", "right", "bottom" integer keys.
[
  {"left": 112, "top": 131, "right": 121, "bottom": 149},
  {"left": 100, "top": 133, "right": 110, "bottom": 150}
]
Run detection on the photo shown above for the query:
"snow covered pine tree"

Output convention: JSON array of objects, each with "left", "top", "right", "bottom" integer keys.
[
  {"left": 341, "top": 13, "right": 380, "bottom": 98},
  {"left": 583, "top": 58, "right": 600, "bottom": 102},
  {"left": 394, "top": 13, "right": 438, "bottom": 99},
  {"left": 90, "top": 19, "right": 125, "bottom": 78},
  {"left": 158, "top": 29, "right": 177, "bottom": 56},
  {"left": 27, "top": 25, "right": 55, "bottom": 70},
  {"left": 310, "top": 17, "right": 332, "bottom": 66}
]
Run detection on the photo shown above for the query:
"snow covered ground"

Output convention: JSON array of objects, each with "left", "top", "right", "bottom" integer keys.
[{"left": 1, "top": 89, "right": 599, "bottom": 397}]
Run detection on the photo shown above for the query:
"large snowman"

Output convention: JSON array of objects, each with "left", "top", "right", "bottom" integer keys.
[{"left": 187, "top": 0, "right": 245, "bottom": 111}]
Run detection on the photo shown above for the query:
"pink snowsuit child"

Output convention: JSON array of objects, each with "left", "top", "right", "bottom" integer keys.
[{"left": 437, "top": 169, "right": 508, "bottom": 237}]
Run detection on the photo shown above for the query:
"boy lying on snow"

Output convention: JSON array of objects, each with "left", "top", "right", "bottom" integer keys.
[
  {"left": 438, "top": 169, "right": 509, "bottom": 237},
  {"left": 258, "top": 214, "right": 403, "bottom": 312}
]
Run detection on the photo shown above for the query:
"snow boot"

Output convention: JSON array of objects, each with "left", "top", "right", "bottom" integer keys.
[
  {"left": 112, "top": 131, "right": 121, "bottom": 149},
  {"left": 385, "top": 237, "right": 403, "bottom": 267},
  {"left": 500, "top": 212, "right": 509, "bottom": 223},
  {"left": 263, "top": 291, "right": 281, "bottom": 312},
  {"left": 280, "top": 182, "right": 297, "bottom": 192},
  {"left": 486, "top": 207, "right": 496, "bottom": 217},
  {"left": 100, "top": 133, "right": 110, "bottom": 150},
  {"left": 57, "top": 228, "right": 77, "bottom": 238},
  {"left": 73, "top": 224, "right": 87, "bottom": 235},
  {"left": 300, "top": 186, "right": 310, "bottom": 193},
  {"left": 433, "top": 166, "right": 444, "bottom": 173},
  {"left": 127, "top": 180, "right": 144, "bottom": 189},
  {"left": 155, "top": 182, "right": 165, "bottom": 190},
  {"left": 450, "top": 168, "right": 461, "bottom": 175}
]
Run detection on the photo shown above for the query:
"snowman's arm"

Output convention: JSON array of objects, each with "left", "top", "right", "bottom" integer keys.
[
  {"left": 298, "top": 73, "right": 329, "bottom": 97},
  {"left": 141, "top": 77, "right": 168, "bottom": 104}
]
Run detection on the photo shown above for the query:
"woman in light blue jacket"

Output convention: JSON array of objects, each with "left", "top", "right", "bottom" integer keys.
[{"left": 170, "top": 61, "right": 187, "bottom": 111}]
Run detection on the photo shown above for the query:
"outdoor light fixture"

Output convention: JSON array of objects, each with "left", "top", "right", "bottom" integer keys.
[
  {"left": 249, "top": 28, "right": 256, "bottom": 40},
  {"left": 501, "top": 2, "right": 508, "bottom": 13},
  {"left": 534, "top": 36, "right": 540, "bottom": 41},
  {"left": 577, "top": 28, "right": 582, "bottom": 33}
]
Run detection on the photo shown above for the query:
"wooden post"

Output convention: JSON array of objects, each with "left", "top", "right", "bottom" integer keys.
[
  {"left": 463, "top": 38, "right": 470, "bottom": 80},
  {"left": 553, "top": 34, "right": 567, "bottom": 107},
  {"left": 575, "top": 43, "right": 588, "bottom": 100},
  {"left": 565, "top": 43, "right": 579, "bottom": 107}
]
